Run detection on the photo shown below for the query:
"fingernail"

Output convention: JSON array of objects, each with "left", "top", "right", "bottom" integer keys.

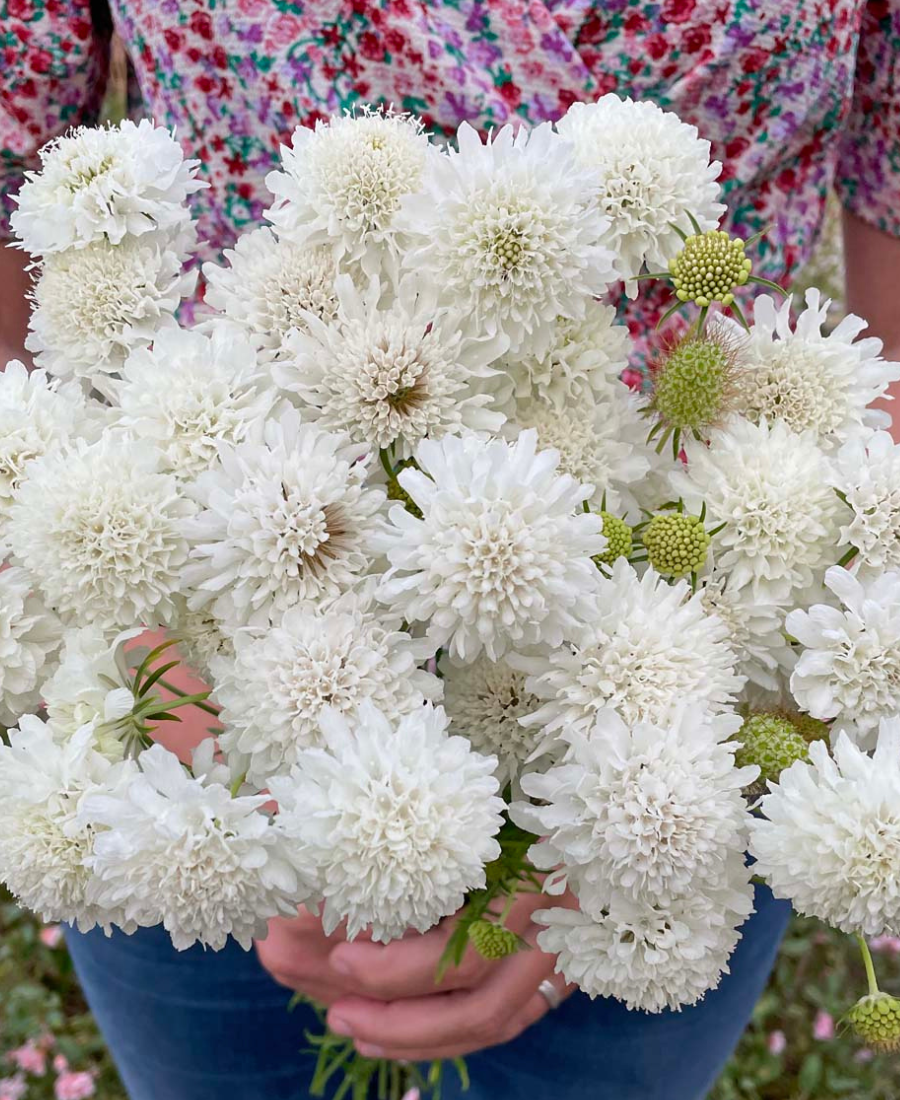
[
  {"left": 329, "top": 1015, "right": 353, "bottom": 1037},
  {"left": 330, "top": 951, "right": 352, "bottom": 976},
  {"left": 356, "top": 1042, "right": 386, "bottom": 1058}
]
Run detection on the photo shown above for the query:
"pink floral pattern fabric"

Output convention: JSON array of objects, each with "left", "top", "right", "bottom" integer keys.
[{"left": 2, "top": 1, "right": 899, "bottom": 312}]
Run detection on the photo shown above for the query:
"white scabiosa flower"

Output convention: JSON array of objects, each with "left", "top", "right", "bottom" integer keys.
[
  {"left": 556, "top": 95, "right": 724, "bottom": 289},
  {"left": 534, "top": 861, "right": 754, "bottom": 1012},
  {"left": 114, "top": 325, "right": 278, "bottom": 480},
  {"left": 277, "top": 275, "right": 507, "bottom": 455},
  {"left": 835, "top": 431, "right": 900, "bottom": 571},
  {"left": 0, "top": 567, "right": 63, "bottom": 725},
  {"left": 507, "top": 389, "right": 651, "bottom": 516},
  {"left": 517, "top": 559, "right": 742, "bottom": 748},
  {"left": 377, "top": 430, "right": 605, "bottom": 662},
  {"left": 182, "top": 411, "right": 387, "bottom": 632},
  {"left": 0, "top": 717, "right": 137, "bottom": 931},
  {"left": 514, "top": 706, "right": 754, "bottom": 905},
  {"left": 737, "top": 292, "right": 900, "bottom": 446},
  {"left": 265, "top": 108, "right": 429, "bottom": 282},
  {"left": 749, "top": 718, "right": 900, "bottom": 936},
  {"left": 0, "top": 362, "right": 90, "bottom": 542},
  {"left": 168, "top": 599, "right": 234, "bottom": 682},
  {"left": 7, "top": 435, "right": 192, "bottom": 631},
  {"left": 493, "top": 301, "right": 630, "bottom": 415},
  {"left": 439, "top": 653, "right": 543, "bottom": 787},
  {"left": 202, "top": 227, "right": 340, "bottom": 359},
  {"left": 673, "top": 417, "right": 845, "bottom": 602},
  {"left": 398, "top": 122, "right": 617, "bottom": 356},
  {"left": 10, "top": 119, "right": 203, "bottom": 256},
  {"left": 700, "top": 569, "right": 795, "bottom": 692},
  {"left": 211, "top": 589, "right": 441, "bottom": 785},
  {"left": 787, "top": 566, "right": 900, "bottom": 747},
  {"left": 83, "top": 743, "right": 311, "bottom": 950},
  {"left": 269, "top": 701, "right": 504, "bottom": 942},
  {"left": 26, "top": 239, "right": 196, "bottom": 384}
]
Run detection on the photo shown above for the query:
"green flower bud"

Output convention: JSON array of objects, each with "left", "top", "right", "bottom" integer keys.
[
  {"left": 668, "top": 229, "right": 752, "bottom": 308},
  {"left": 848, "top": 992, "right": 900, "bottom": 1053},
  {"left": 642, "top": 512, "right": 710, "bottom": 578},
  {"left": 651, "top": 335, "right": 734, "bottom": 433},
  {"left": 467, "top": 920, "right": 519, "bottom": 961},
  {"left": 734, "top": 713, "right": 810, "bottom": 784},
  {"left": 594, "top": 512, "right": 633, "bottom": 567}
]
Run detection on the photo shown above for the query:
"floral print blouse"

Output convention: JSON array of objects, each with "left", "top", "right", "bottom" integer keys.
[{"left": 2, "top": 0, "right": 899, "bottom": 317}]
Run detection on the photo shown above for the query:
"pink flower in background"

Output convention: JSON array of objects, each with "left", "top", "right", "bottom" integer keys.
[
  {"left": 854, "top": 1048, "right": 875, "bottom": 1063},
  {"left": 55, "top": 1071, "right": 96, "bottom": 1100},
  {"left": 40, "top": 924, "right": 64, "bottom": 948},
  {"left": 621, "top": 367, "right": 645, "bottom": 392},
  {"left": 870, "top": 935, "right": 900, "bottom": 956},
  {"left": 0, "top": 1076, "right": 26, "bottom": 1100},
  {"left": 813, "top": 1010, "right": 835, "bottom": 1041},
  {"left": 53, "top": 1055, "right": 69, "bottom": 1074},
  {"left": 401, "top": 1091, "right": 420, "bottom": 1100},
  {"left": 767, "top": 1029, "right": 787, "bottom": 1055},
  {"left": 9, "top": 1039, "right": 47, "bottom": 1075}
]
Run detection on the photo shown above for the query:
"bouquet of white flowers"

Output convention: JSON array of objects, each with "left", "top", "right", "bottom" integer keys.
[{"left": 3, "top": 99, "right": 900, "bottom": 1096}]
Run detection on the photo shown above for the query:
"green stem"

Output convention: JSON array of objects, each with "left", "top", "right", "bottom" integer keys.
[
  {"left": 158, "top": 679, "right": 221, "bottom": 718},
  {"left": 836, "top": 546, "right": 858, "bottom": 568},
  {"left": 379, "top": 448, "right": 395, "bottom": 481},
  {"left": 498, "top": 884, "right": 519, "bottom": 925},
  {"left": 229, "top": 771, "right": 247, "bottom": 799},
  {"left": 857, "top": 933, "right": 880, "bottom": 997}
]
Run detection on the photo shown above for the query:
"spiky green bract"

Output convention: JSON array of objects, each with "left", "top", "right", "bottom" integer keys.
[
  {"left": 668, "top": 229, "right": 751, "bottom": 308},
  {"left": 650, "top": 333, "right": 736, "bottom": 434},
  {"left": 642, "top": 512, "right": 710, "bottom": 578},
  {"left": 847, "top": 993, "right": 900, "bottom": 1052},
  {"left": 734, "top": 713, "right": 810, "bottom": 786},
  {"left": 594, "top": 512, "right": 633, "bottom": 567},
  {"left": 467, "top": 919, "right": 520, "bottom": 960}
]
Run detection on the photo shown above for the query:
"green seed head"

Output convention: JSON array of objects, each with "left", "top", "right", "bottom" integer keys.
[
  {"left": 782, "top": 710, "right": 830, "bottom": 746},
  {"left": 848, "top": 993, "right": 900, "bottom": 1053},
  {"left": 594, "top": 512, "right": 633, "bottom": 567},
  {"left": 651, "top": 334, "right": 736, "bottom": 433},
  {"left": 668, "top": 229, "right": 752, "bottom": 308},
  {"left": 467, "top": 920, "right": 520, "bottom": 961},
  {"left": 642, "top": 512, "right": 710, "bottom": 578},
  {"left": 734, "top": 713, "right": 810, "bottom": 784}
]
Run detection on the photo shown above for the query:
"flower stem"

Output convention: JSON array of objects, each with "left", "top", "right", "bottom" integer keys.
[
  {"left": 379, "top": 448, "right": 395, "bottom": 480},
  {"left": 857, "top": 933, "right": 880, "bottom": 997},
  {"left": 157, "top": 678, "right": 221, "bottom": 718}
]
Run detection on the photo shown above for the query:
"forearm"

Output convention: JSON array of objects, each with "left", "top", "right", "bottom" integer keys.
[
  {"left": 0, "top": 242, "right": 32, "bottom": 367},
  {"left": 843, "top": 209, "right": 900, "bottom": 440}
]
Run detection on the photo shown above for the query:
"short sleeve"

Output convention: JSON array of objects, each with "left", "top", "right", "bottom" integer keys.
[
  {"left": 836, "top": 0, "right": 900, "bottom": 237},
  {"left": 0, "top": 0, "right": 111, "bottom": 238}
]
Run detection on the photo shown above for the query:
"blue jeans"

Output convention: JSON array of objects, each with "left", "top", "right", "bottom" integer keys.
[{"left": 64, "top": 885, "right": 790, "bottom": 1100}]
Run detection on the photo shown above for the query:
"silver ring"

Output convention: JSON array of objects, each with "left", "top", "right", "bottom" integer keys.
[{"left": 537, "top": 978, "right": 562, "bottom": 1011}]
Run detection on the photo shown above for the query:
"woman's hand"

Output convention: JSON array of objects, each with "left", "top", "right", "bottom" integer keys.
[
  {"left": 255, "top": 906, "right": 364, "bottom": 1007},
  {"left": 323, "top": 889, "right": 578, "bottom": 1062}
]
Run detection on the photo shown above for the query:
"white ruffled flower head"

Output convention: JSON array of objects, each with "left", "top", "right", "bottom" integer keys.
[
  {"left": 749, "top": 718, "right": 900, "bottom": 936},
  {"left": 169, "top": 599, "right": 234, "bottom": 682},
  {"left": 7, "top": 434, "right": 192, "bottom": 631},
  {"left": 377, "top": 429, "right": 605, "bottom": 662},
  {"left": 182, "top": 410, "right": 387, "bottom": 632},
  {"left": 115, "top": 325, "right": 278, "bottom": 480},
  {"left": 83, "top": 743, "right": 311, "bottom": 950},
  {"left": 439, "top": 654, "right": 543, "bottom": 787},
  {"left": 514, "top": 706, "right": 754, "bottom": 905},
  {"left": 673, "top": 416, "right": 845, "bottom": 602},
  {"left": 787, "top": 566, "right": 900, "bottom": 747},
  {"left": 534, "top": 860, "right": 754, "bottom": 1013},
  {"left": 26, "top": 239, "right": 196, "bottom": 383},
  {"left": 0, "top": 717, "right": 137, "bottom": 931},
  {"left": 211, "top": 588, "right": 441, "bottom": 785},
  {"left": 556, "top": 95, "right": 724, "bottom": 289},
  {"left": 0, "top": 567, "right": 63, "bottom": 726},
  {"left": 202, "top": 227, "right": 340, "bottom": 359},
  {"left": 398, "top": 122, "right": 617, "bottom": 356},
  {"left": 269, "top": 700, "right": 504, "bottom": 942},
  {"left": 835, "top": 431, "right": 900, "bottom": 571},
  {"left": 266, "top": 108, "right": 428, "bottom": 282},
  {"left": 0, "top": 362, "right": 90, "bottom": 541},
  {"left": 10, "top": 119, "right": 202, "bottom": 256},
  {"left": 493, "top": 300, "right": 630, "bottom": 415},
  {"left": 517, "top": 559, "right": 742, "bottom": 749},
  {"left": 737, "top": 291, "right": 900, "bottom": 446},
  {"left": 278, "top": 275, "right": 507, "bottom": 455}
]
